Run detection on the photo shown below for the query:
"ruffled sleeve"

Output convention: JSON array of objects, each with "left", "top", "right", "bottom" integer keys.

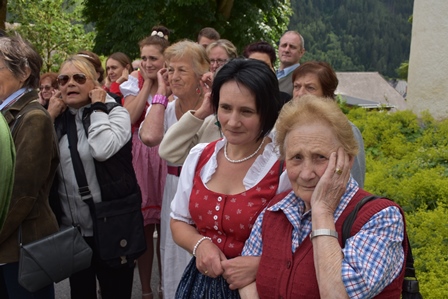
[{"left": 119, "top": 75, "right": 139, "bottom": 98}]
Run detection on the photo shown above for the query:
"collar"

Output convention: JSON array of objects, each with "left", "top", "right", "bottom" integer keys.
[
  {"left": 277, "top": 63, "right": 300, "bottom": 79},
  {"left": 0, "top": 88, "right": 28, "bottom": 111},
  {"left": 2, "top": 89, "right": 39, "bottom": 126}
]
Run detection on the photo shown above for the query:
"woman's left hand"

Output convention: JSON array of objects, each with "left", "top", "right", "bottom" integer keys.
[
  {"left": 195, "top": 239, "right": 227, "bottom": 278},
  {"left": 89, "top": 87, "right": 107, "bottom": 103},
  {"left": 311, "top": 147, "right": 352, "bottom": 215}
]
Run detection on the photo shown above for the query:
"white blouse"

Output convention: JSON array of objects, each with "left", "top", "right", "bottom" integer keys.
[{"left": 170, "top": 134, "right": 291, "bottom": 225}]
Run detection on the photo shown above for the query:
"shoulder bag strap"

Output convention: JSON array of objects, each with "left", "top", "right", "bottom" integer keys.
[{"left": 66, "top": 111, "right": 93, "bottom": 202}]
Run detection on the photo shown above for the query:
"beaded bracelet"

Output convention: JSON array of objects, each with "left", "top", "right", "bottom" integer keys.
[
  {"left": 192, "top": 236, "right": 212, "bottom": 257},
  {"left": 309, "top": 229, "right": 338, "bottom": 240},
  {"left": 152, "top": 94, "right": 168, "bottom": 108}
]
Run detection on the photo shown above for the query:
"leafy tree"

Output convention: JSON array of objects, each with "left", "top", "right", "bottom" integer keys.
[
  {"left": 82, "top": 0, "right": 292, "bottom": 59},
  {"left": 7, "top": 0, "right": 95, "bottom": 72},
  {"left": 289, "top": 0, "right": 413, "bottom": 78}
]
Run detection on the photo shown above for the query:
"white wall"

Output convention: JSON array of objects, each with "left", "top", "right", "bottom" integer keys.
[{"left": 407, "top": 0, "right": 448, "bottom": 120}]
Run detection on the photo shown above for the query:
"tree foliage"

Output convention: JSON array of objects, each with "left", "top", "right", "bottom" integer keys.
[
  {"left": 289, "top": 0, "right": 413, "bottom": 78},
  {"left": 7, "top": 0, "right": 94, "bottom": 72},
  {"left": 82, "top": 0, "right": 292, "bottom": 59}
]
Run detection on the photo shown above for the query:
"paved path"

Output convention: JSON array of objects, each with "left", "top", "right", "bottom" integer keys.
[{"left": 55, "top": 237, "right": 161, "bottom": 299}]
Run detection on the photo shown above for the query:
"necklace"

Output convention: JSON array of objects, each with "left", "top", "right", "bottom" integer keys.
[{"left": 224, "top": 137, "right": 266, "bottom": 163}]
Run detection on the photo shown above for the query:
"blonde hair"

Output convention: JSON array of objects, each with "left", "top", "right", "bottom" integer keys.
[
  {"left": 276, "top": 95, "right": 359, "bottom": 159},
  {"left": 206, "top": 39, "right": 238, "bottom": 59},
  {"left": 59, "top": 55, "right": 100, "bottom": 86},
  {"left": 164, "top": 39, "right": 209, "bottom": 76}
]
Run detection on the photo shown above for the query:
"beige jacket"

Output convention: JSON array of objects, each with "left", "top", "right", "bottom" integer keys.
[{"left": 158, "top": 111, "right": 222, "bottom": 165}]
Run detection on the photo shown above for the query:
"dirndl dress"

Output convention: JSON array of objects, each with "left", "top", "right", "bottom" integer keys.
[{"left": 175, "top": 257, "right": 240, "bottom": 299}]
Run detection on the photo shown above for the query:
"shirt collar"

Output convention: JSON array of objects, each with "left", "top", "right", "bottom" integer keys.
[
  {"left": 0, "top": 88, "right": 28, "bottom": 111},
  {"left": 277, "top": 63, "right": 301, "bottom": 79}
]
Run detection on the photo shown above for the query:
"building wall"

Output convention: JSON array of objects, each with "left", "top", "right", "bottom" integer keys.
[{"left": 407, "top": 0, "right": 448, "bottom": 120}]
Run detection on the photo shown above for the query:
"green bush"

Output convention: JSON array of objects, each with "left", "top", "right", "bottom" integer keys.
[{"left": 346, "top": 108, "right": 448, "bottom": 297}]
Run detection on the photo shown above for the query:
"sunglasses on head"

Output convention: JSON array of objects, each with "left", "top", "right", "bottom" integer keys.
[
  {"left": 39, "top": 85, "right": 52, "bottom": 91},
  {"left": 57, "top": 73, "right": 87, "bottom": 87}
]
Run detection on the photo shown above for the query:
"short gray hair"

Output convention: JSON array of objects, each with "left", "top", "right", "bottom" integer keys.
[{"left": 0, "top": 33, "right": 42, "bottom": 89}]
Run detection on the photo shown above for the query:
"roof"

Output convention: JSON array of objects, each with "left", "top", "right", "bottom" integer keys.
[{"left": 335, "top": 72, "right": 408, "bottom": 111}]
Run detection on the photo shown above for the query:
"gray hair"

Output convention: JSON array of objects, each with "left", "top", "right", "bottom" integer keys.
[
  {"left": 282, "top": 31, "right": 305, "bottom": 50},
  {"left": 0, "top": 33, "right": 42, "bottom": 89}
]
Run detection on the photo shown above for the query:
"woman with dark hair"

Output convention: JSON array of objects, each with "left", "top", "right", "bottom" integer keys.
[
  {"left": 291, "top": 61, "right": 366, "bottom": 187},
  {"left": 242, "top": 41, "right": 277, "bottom": 71},
  {"left": 0, "top": 33, "right": 59, "bottom": 298},
  {"left": 169, "top": 58, "right": 288, "bottom": 298},
  {"left": 119, "top": 25, "right": 170, "bottom": 299},
  {"left": 104, "top": 52, "right": 133, "bottom": 99}
]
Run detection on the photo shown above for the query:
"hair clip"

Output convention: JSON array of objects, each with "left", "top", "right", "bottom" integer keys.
[
  {"left": 77, "top": 53, "right": 93, "bottom": 60},
  {"left": 151, "top": 30, "right": 169, "bottom": 40}
]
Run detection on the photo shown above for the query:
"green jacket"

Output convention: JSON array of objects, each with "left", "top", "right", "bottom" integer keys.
[
  {"left": 0, "top": 113, "right": 15, "bottom": 230},
  {"left": 0, "top": 90, "right": 59, "bottom": 263}
]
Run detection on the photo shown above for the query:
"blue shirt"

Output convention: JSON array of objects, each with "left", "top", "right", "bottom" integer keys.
[
  {"left": 276, "top": 63, "right": 300, "bottom": 79},
  {"left": 0, "top": 88, "right": 28, "bottom": 111},
  {"left": 242, "top": 177, "right": 405, "bottom": 298}
]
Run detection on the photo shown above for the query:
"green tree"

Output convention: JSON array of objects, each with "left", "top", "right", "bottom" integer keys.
[
  {"left": 82, "top": 0, "right": 292, "bottom": 59},
  {"left": 289, "top": 0, "right": 413, "bottom": 77},
  {"left": 7, "top": 0, "right": 95, "bottom": 72}
]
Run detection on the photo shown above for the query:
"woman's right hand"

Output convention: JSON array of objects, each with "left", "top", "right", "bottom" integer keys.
[
  {"left": 47, "top": 90, "right": 66, "bottom": 121},
  {"left": 194, "top": 92, "right": 213, "bottom": 120},
  {"left": 156, "top": 68, "right": 171, "bottom": 97},
  {"left": 195, "top": 238, "right": 226, "bottom": 278},
  {"left": 116, "top": 68, "right": 129, "bottom": 84}
]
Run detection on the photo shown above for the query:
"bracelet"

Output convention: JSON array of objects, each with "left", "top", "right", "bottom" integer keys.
[
  {"left": 192, "top": 236, "right": 212, "bottom": 257},
  {"left": 152, "top": 94, "right": 168, "bottom": 108},
  {"left": 310, "top": 229, "right": 338, "bottom": 240}
]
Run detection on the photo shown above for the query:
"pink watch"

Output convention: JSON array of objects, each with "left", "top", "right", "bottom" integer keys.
[{"left": 152, "top": 94, "right": 168, "bottom": 108}]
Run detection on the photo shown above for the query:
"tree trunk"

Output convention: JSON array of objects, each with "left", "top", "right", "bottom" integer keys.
[
  {"left": 0, "top": 0, "right": 7, "bottom": 32},
  {"left": 218, "top": 0, "right": 234, "bottom": 20}
]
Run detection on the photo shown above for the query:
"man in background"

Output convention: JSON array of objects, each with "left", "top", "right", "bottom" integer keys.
[
  {"left": 197, "top": 27, "right": 220, "bottom": 48},
  {"left": 277, "top": 30, "right": 306, "bottom": 96}
]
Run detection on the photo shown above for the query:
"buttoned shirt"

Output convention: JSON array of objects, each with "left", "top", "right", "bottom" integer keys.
[{"left": 242, "top": 177, "right": 405, "bottom": 298}]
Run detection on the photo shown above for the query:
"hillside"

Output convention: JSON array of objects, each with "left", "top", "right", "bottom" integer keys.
[{"left": 289, "top": 0, "right": 414, "bottom": 78}]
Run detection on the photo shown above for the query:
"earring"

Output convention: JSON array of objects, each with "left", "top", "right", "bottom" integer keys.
[{"left": 196, "top": 87, "right": 201, "bottom": 95}]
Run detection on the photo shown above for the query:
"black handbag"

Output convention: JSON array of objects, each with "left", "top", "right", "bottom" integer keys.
[
  {"left": 11, "top": 99, "right": 92, "bottom": 293},
  {"left": 66, "top": 109, "right": 146, "bottom": 268},
  {"left": 18, "top": 225, "right": 92, "bottom": 292}
]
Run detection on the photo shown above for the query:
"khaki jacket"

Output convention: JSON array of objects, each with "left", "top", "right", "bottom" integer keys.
[{"left": 0, "top": 90, "right": 59, "bottom": 263}]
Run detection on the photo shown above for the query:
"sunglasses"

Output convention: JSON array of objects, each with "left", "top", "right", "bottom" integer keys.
[
  {"left": 39, "top": 85, "right": 52, "bottom": 91},
  {"left": 57, "top": 73, "right": 87, "bottom": 87}
]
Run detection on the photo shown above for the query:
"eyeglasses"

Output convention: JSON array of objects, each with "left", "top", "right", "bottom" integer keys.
[
  {"left": 210, "top": 59, "right": 228, "bottom": 66},
  {"left": 57, "top": 73, "right": 87, "bottom": 86},
  {"left": 39, "top": 85, "right": 52, "bottom": 91}
]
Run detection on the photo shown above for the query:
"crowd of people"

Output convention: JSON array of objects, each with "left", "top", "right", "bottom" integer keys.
[{"left": 0, "top": 24, "right": 409, "bottom": 299}]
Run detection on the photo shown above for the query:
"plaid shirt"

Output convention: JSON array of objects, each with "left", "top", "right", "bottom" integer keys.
[{"left": 242, "top": 177, "right": 405, "bottom": 298}]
